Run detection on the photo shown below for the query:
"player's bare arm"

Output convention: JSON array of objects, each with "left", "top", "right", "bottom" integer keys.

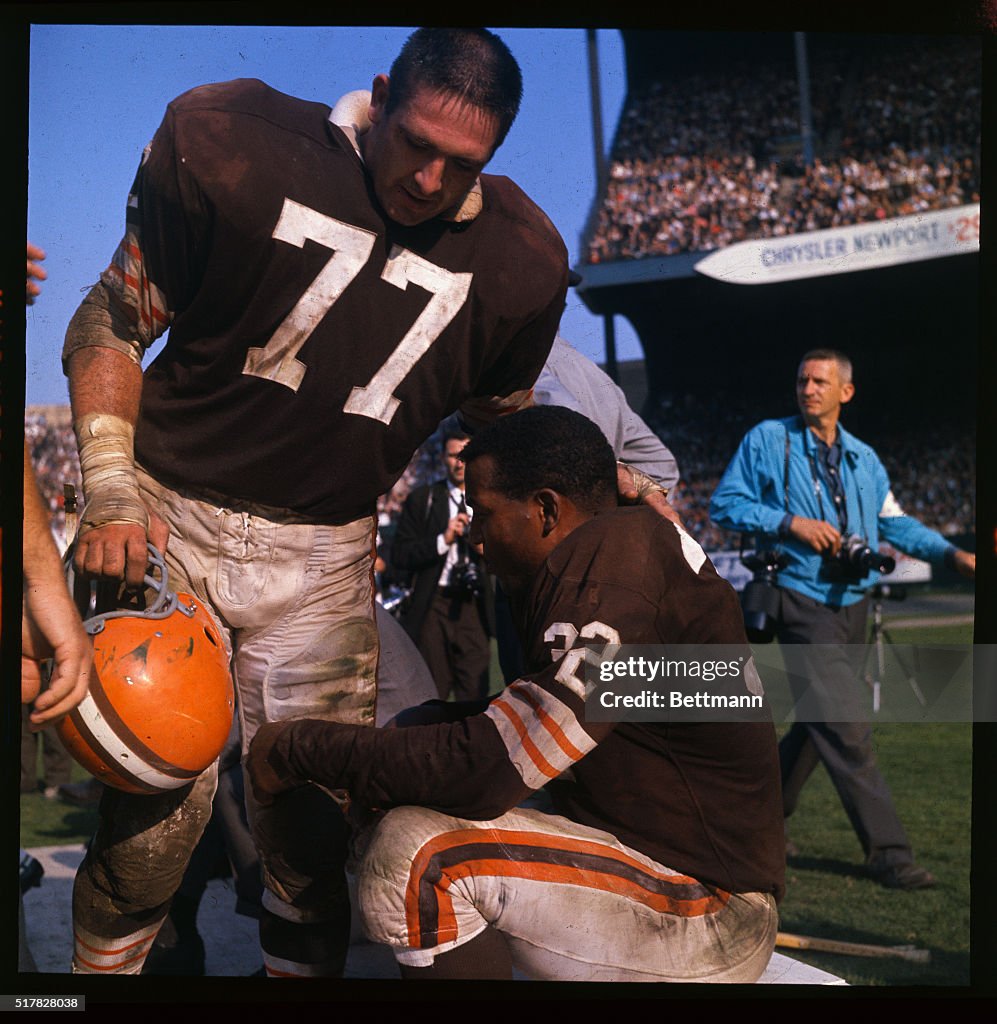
[
  {"left": 66, "top": 346, "right": 168, "bottom": 586},
  {"left": 22, "top": 445, "right": 94, "bottom": 726}
]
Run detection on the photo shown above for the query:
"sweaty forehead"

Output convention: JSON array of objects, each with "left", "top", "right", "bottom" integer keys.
[{"left": 396, "top": 88, "right": 499, "bottom": 157}]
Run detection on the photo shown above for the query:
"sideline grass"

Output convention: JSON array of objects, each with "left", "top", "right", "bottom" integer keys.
[{"left": 774, "top": 618, "right": 973, "bottom": 985}]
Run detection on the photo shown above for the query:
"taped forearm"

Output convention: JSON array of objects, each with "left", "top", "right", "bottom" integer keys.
[
  {"left": 618, "top": 460, "right": 669, "bottom": 501},
  {"left": 62, "top": 281, "right": 148, "bottom": 370},
  {"left": 75, "top": 413, "right": 147, "bottom": 533}
]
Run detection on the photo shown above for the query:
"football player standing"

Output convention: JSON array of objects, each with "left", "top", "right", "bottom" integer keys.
[{"left": 62, "top": 28, "right": 568, "bottom": 977}]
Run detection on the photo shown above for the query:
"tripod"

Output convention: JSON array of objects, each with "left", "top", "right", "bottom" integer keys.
[{"left": 862, "top": 584, "right": 926, "bottom": 713}]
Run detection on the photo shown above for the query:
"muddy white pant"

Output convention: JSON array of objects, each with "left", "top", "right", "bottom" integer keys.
[
  {"left": 71, "top": 466, "right": 378, "bottom": 974},
  {"left": 358, "top": 805, "right": 778, "bottom": 983}
]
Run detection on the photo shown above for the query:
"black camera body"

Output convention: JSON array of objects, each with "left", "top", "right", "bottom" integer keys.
[
  {"left": 740, "top": 549, "right": 790, "bottom": 644},
  {"left": 821, "top": 534, "right": 896, "bottom": 584},
  {"left": 451, "top": 559, "right": 483, "bottom": 597}
]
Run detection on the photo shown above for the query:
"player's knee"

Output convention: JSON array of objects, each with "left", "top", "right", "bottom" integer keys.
[
  {"left": 356, "top": 806, "right": 451, "bottom": 945},
  {"left": 254, "top": 784, "right": 351, "bottom": 916},
  {"left": 86, "top": 773, "right": 216, "bottom": 910}
]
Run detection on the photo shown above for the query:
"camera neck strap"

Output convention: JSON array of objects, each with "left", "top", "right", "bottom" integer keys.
[{"left": 793, "top": 421, "right": 853, "bottom": 535}]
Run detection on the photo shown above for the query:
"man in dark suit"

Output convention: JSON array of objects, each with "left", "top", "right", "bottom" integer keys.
[{"left": 390, "top": 431, "right": 495, "bottom": 700}]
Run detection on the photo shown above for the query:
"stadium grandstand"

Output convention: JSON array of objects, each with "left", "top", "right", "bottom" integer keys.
[{"left": 573, "top": 30, "right": 979, "bottom": 560}]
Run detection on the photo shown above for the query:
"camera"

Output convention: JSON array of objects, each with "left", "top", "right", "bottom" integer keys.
[
  {"left": 821, "top": 534, "right": 896, "bottom": 584},
  {"left": 379, "top": 583, "right": 412, "bottom": 619},
  {"left": 740, "top": 549, "right": 790, "bottom": 644},
  {"left": 451, "top": 559, "right": 483, "bottom": 597}
]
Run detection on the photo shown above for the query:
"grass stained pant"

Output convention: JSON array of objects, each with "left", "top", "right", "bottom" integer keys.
[
  {"left": 358, "top": 805, "right": 778, "bottom": 982},
  {"left": 71, "top": 466, "right": 378, "bottom": 975}
]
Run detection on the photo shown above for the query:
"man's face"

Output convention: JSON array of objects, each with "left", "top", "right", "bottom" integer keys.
[
  {"left": 796, "top": 358, "right": 854, "bottom": 423},
  {"left": 466, "top": 456, "right": 547, "bottom": 595},
  {"left": 363, "top": 76, "right": 499, "bottom": 226},
  {"left": 444, "top": 437, "right": 469, "bottom": 487}
]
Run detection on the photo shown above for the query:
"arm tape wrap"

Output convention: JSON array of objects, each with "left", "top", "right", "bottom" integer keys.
[
  {"left": 74, "top": 413, "right": 148, "bottom": 532},
  {"left": 618, "top": 461, "right": 669, "bottom": 501}
]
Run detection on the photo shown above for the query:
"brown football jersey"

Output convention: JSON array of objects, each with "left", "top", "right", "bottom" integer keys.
[
  {"left": 520, "top": 507, "right": 786, "bottom": 899},
  {"left": 98, "top": 79, "right": 568, "bottom": 521},
  {"left": 271, "top": 507, "right": 785, "bottom": 900}
]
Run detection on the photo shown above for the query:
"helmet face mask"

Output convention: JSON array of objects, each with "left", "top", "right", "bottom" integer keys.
[
  {"left": 66, "top": 543, "right": 190, "bottom": 634},
  {"left": 57, "top": 544, "right": 235, "bottom": 795}
]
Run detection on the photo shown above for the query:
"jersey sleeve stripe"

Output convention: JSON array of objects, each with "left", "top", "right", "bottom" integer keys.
[
  {"left": 504, "top": 680, "right": 592, "bottom": 760},
  {"left": 485, "top": 697, "right": 566, "bottom": 789},
  {"left": 485, "top": 679, "right": 596, "bottom": 787}
]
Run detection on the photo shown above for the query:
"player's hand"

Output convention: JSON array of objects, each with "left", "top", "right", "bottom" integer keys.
[
  {"left": 615, "top": 463, "right": 682, "bottom": 525},
  {"left": 952, "top": 549, "right": 975, "bottom": 580},
  {"left": 22, "top": 576, "right": 94, "bottom": 727},
  {"left": 443, "top": 512, "right": 470, "bottom": 545},
  {"left": 26, "top": 242, "right": 47, "bottom": 305},
  {"left": 247, "top": 721, "right": 308, "bottom": 807},
  {"left": 788, "top": 516, "right": 841, "bottom": 554},
  {"left": 75, "top": 508, "right": 170, "bottom": 588}
]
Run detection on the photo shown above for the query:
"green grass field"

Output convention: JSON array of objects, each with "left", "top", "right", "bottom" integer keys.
[
  {"left": 772, "top": 617, "right": 973, "bottom": 985},
  {"left": 20, "top": 618, "right": 975, "bottom": 986}
]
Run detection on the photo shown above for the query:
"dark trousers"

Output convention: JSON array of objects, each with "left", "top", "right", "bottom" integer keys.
[
  {"left": 418, "top": 588, "right": 491, "bottom": 701},
  {"left": 776, "top": 586, "right": 913, "bottom": 868}
]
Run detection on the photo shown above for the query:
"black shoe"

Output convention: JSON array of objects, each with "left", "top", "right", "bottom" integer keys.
[
  {"left": 141, "top": 915, "right": 206, "bottom": 976},
  {"left": 869, "top": 861, "right": 937, "bottom": 890}
]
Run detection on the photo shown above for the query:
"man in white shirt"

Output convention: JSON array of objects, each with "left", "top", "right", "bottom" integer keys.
[{"left": 390, "top": 431, "right": 494, "bottom": 700}]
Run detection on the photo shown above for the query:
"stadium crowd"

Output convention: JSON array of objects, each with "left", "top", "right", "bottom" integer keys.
[
  {"left": 585, "top": 37, "right": 980, "bottom": 263},
  {"left": 27, "top": 407, "right": 975, "bottom": 564}
]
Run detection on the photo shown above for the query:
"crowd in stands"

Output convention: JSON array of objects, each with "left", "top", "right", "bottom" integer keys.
[
  {"left": 27, "top": 407, "right": 976, "bottom": 565},
  {"left": 586, "top": 37, "right": 980, "bottom": 263}
]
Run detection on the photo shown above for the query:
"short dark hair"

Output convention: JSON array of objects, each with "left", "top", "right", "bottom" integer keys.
[
  {"left": 442, "top": 427, "right": 471, "bottom": 447},
  {"left": 462, "top": 406, "right": 617, "bottom": 514},
  {"left": 800, "top": 348, "right": 853, "bottom": 383},
  {"left": 387, "top": 28, "right": 523, "bottom": 150}
]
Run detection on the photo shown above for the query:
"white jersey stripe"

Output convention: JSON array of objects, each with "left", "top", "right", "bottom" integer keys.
[
  {"left": 73, "top": 691, "right": 187, "bottom": 791},
  {"left": 485, "top": 681, "right": 596, "bottom": 790},
  {"left": 504, "top": 681, "right": 596, "bottom": 760}
]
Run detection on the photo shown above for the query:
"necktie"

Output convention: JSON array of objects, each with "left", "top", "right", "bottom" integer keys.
[{"left": 455, "top": 493, "right": 468, "bottom": 564}]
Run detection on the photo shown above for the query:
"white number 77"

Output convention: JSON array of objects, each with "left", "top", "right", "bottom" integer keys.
[{"left": 243, "top": 198, "right": 472, "bottom": 425}]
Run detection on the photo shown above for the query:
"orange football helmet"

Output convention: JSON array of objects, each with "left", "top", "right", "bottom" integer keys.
[{"left": 57, "top": 544, "right": 234, "bottom": 795}]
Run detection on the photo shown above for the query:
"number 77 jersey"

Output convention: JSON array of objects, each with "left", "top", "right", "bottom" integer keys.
[{"left": 87, "top": 79, "right": 569, "bottom": 522}]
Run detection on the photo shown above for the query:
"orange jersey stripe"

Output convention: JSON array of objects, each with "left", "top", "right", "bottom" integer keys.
[
  {"left": 490, "top": 698, "right": 562, "bottom": 781},
  {"left": 507, "top": 683, "right": 587, "bottom": 761}
]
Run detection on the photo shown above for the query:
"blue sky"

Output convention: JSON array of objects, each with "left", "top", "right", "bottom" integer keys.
[{"left": 26, "top": 24, "right": 638, "bottom": 406}]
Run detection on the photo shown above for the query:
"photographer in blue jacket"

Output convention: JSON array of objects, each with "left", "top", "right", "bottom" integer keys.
[{"left": 710, "top": 349, "right": 974, "bottom": 890}]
